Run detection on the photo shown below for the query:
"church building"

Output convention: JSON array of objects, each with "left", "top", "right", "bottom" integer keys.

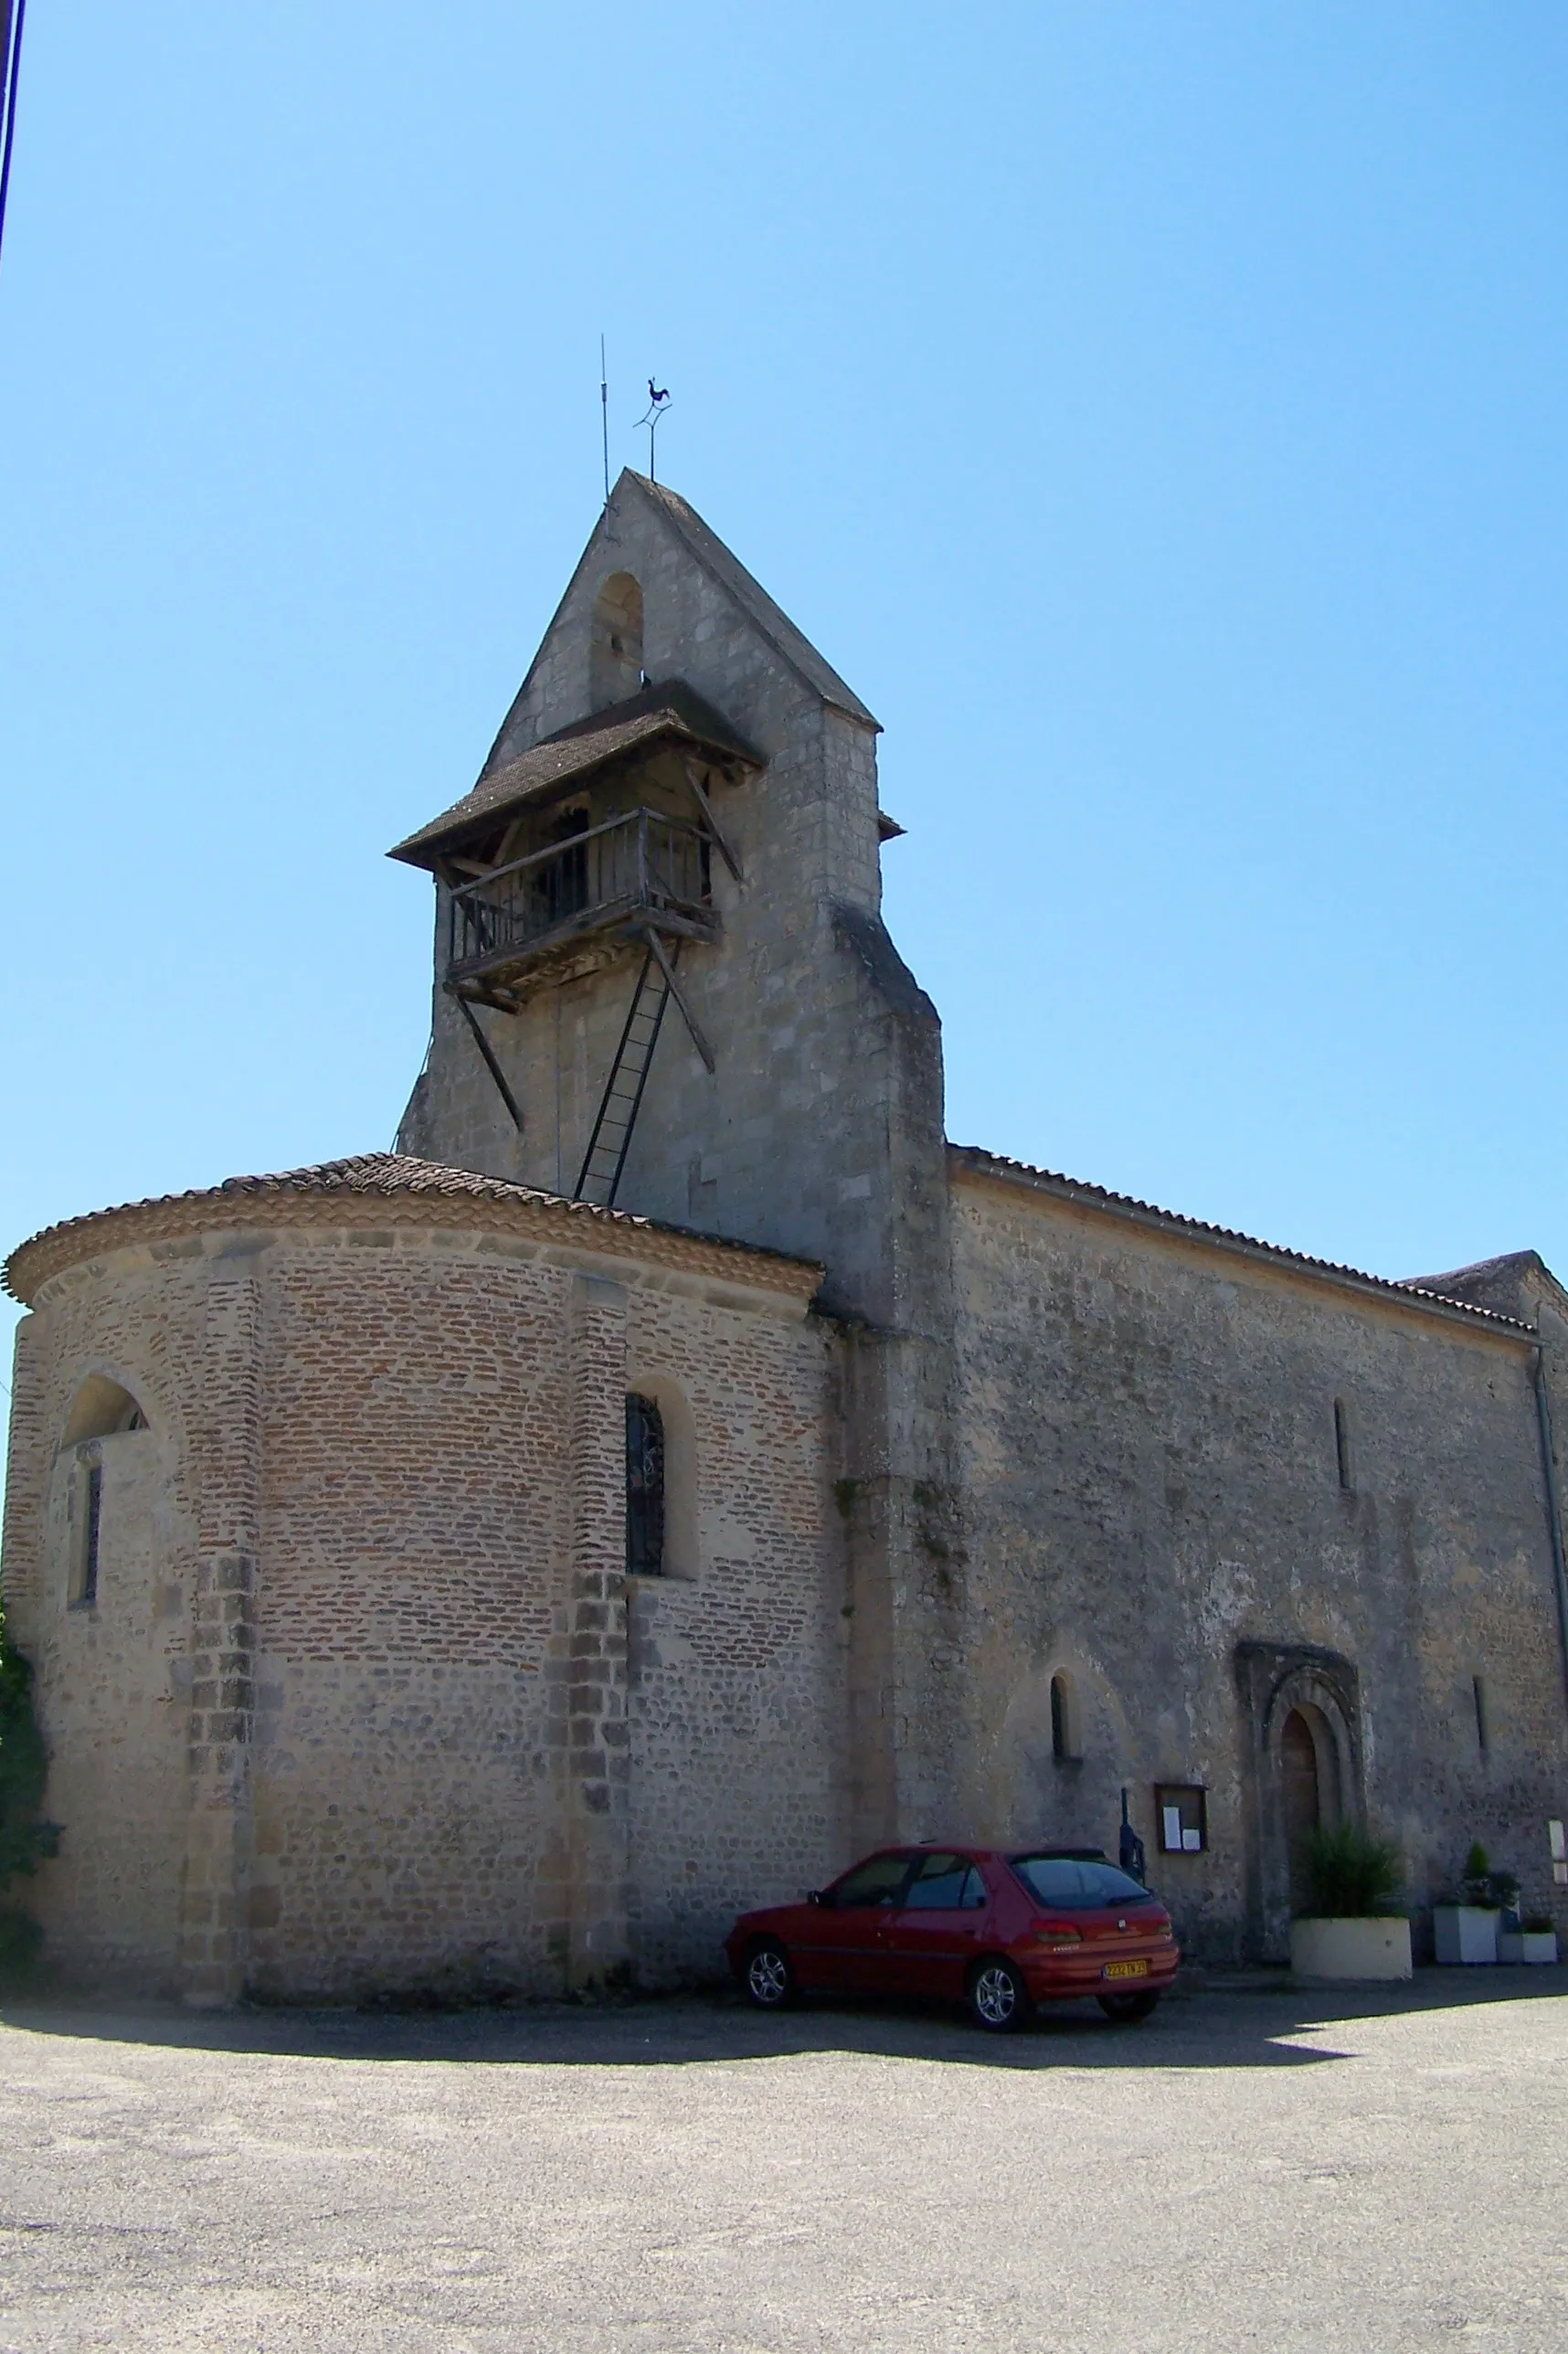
[{"left": 5, "top": 471, "right": 1567, "bottom": 2005}]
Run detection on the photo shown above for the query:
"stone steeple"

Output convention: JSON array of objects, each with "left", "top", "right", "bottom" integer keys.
[
  {"left": 392, "top": 471, "right": 963, "bottom": 1849},
  {"left": 391, "top": 467, "right": 943, "bottom": 1335}
]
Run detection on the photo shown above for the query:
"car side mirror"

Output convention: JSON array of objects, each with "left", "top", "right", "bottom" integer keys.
[{"left": 806, "top": 1890, "right": 824, "bottom": 1906}]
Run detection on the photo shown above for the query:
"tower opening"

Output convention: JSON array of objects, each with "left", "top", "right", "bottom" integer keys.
[{"left": 590, "top": 572, "right": 644, "bottom": 707}]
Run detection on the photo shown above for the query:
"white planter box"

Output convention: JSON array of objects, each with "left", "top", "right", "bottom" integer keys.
[
  {"left": 1434, "top": 1905, "right": 1499, "bottom": 1965},
  {"left": 1498, "top": 1930, "right": 1558, "bottom": 1965},
  {"left": 1291, "top": 1916, "right": 1413, "bottom": 1983}
]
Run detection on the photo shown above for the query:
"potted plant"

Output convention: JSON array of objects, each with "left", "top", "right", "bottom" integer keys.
[
  {"left": 1499, "top": 1912, "right": 1559, "bottom": 1966},
  {"left": 1289, "top": 1821, "right": 1412, "bottom": 1983},
  {"left": 1434, "top": 1843, "right": 1514, "bottom": 1966}
]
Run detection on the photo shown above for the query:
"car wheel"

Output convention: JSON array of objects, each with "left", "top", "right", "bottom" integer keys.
[
  {"left": 1097, "top": 1988, "right": 1160, "bottom": 2023},
  {"left": 968, "top": 1956, "right": 1031, "bottom": 2032},
  {"left": 743, "top": 1938, "right": 795, "bottom": 2010}
]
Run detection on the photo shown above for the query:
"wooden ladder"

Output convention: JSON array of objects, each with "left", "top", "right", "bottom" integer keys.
[{"left": 574, "top": 939, "right": 675, "bottom": 1207}]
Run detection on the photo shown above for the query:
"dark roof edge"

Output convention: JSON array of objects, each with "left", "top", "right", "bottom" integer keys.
[{"left": 949, "top": 1145, "right": 1540, "bottom": 1341}]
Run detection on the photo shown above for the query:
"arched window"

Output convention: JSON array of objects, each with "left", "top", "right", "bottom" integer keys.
[
  {"left": 1050, "top": 1670, "right": 1080, "bottom": 1762},
  {"left": 626, "top": 1393, "right": 665, "bottom": 1576},
  {"left": 624, "top": 1372, "right": 699, "bottom": 1578},
  {"left": 61, "top": 1376, "right": 149, "bottom": 1608},
  {"left": 63, "top": 1374, "right": 147, "bottom": 1444},
  {"left": 590, "top": 572, "right": 644, "bottom": 708},
  {"left": 69, "top": 1455, "right": 104, "bottom": 1608}
]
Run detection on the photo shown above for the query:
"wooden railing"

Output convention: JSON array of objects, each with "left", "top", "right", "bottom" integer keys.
[{"left": 445, "top": 808, "right": 712, "bottom": 982}]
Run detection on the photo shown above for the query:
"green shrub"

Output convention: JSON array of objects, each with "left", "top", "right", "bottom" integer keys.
[
  {"left": 0, "top": 1628, "right": 60, "bottom": 1989},
  {"left": 1298, "top": 1820, "right": 1404, "bottom": 1918},
  {"left": 1459, "top": 1841, "right": 1520, "bottom": 1910},
  {"left": 1521, "top": 1914, "right": 1556, "bottom": 1937}
]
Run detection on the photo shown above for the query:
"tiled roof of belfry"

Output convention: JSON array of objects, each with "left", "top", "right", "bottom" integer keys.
[
  {"left": 949, "top": 1145, "right": 1539, "bottom": 1336},
  {"left": 3, "top": 1153, "right": 823, "bottom": 1306},
  {"left": 388, "top": 680, "right": 763, "bottom": 868}
]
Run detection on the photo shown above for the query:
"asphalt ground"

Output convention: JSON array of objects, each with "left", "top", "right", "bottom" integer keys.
[{"left": 2, "top": 1967, "right": 1566, "bottom": 2352}]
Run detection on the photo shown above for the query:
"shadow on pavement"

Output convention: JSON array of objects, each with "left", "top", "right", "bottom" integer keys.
[{"left": 6, "top": 1966, "right": 1566, "bottom": 2073}]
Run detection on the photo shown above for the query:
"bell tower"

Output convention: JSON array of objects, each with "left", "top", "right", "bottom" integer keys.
[
  {"left": 391, "top": 469, "right": 942, "bottom": 1332},
  {"left": 391, "top": 473, "right": 963, "bottom": 1852}
]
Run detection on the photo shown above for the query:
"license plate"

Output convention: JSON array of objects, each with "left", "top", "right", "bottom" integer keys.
[{"left": 1102, "top": 1958, "right": 1149, "bottom": 1980}]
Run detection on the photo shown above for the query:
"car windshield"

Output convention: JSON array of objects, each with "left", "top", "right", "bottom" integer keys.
[{"left": 1011, "top": 1855, "right": 1153, "bottom": 1908}]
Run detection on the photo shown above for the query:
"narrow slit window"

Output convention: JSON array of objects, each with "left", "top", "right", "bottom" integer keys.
[
  {"left": 71, "top": 1458, "right": 102, "bottom": 1607},
  {"left": 626, "top": 1392, "right": 665, "bottom": 1576},
  {"left": 1333, "top": 1398, "right": 1355, "bottom": 1493},
  {"left": 1473, "top": 1674, "right": 1489, "bottom": 1755},
  {"left": 1050, "top": 1670, "right": 1078, "bottom": 1761}
]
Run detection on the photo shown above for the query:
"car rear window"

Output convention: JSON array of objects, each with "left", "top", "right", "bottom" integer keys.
[{"left": 1011, "top": 1856, "right": 1153, "bottom": 1908}]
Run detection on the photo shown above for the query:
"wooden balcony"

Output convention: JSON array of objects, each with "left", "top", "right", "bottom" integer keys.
[{"left": 445, "top": 807, "right": 716, "bottom": 1000}]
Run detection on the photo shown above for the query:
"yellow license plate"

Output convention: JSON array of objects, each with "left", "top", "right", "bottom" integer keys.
[{"left": 1102, "top": 1958, "right": 1149, "bottom": 1980}]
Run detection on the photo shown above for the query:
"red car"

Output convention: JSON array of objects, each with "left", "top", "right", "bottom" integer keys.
[{"left": 726, "top": 1845, "right": 1179, "bottom": 2031}]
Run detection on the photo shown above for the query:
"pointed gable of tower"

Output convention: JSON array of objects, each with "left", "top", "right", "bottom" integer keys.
[
  {"left": 389, "top": 461, "right": 938, "bottom": 1348},
  {"left": 479, "top": 470, "right": 877, "bottom": 779}
]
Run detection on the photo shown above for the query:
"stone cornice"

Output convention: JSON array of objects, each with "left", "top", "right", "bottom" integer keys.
[{"left": 5, "top": 1156, "right": 823, "bottom": 1312}]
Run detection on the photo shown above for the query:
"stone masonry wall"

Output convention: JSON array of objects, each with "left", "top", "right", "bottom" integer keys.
[
  {"left": 624, "top": 1287, "right": 843, "bottom": 1977},
  {"left": 2, "top": 1205, "right": 840, "bottom": 2000},
  {"left": 947, "top": 1167, "right": 1568, "bottom": 1962},
  {"left": 2, "top": 1257, "right": 223, "bottom": 1991}
]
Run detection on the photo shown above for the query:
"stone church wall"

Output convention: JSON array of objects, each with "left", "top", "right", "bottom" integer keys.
[
  {"left": 948, "top": 1162, "right": 1568, "bottom": 1961},
  {"left": 2, "top": 1192, "right": 839, "bottom": 2002},
  {"left": 624, "top": 1288, "right": 842, "bottom": 1979},
  {"left": 2, "top": 1275, "right": 200, "bottom": 1989}
]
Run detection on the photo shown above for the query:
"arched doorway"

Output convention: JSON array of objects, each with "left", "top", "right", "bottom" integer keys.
[
  {"left": 1280, "top": 1703, "right": 1339, "bottom": 1913},
  {"left": 1235, "top": 1645, "right": 1363, "bottom": 1960}
]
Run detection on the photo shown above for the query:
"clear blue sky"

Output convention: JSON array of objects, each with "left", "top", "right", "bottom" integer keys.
[{"left": 4, "top": 4, "right": 1566, "bottom": 1405}]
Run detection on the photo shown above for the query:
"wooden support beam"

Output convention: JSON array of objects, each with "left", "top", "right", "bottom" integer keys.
[
  {"left": 449, "top": 987, "right": 525, "bottom": 1137},
  {"left": 642, "top": 927, "right": 715, "bottom": 1074},
  {"left": 682, "top": 758, "right": 743, "bottom": 884},
  {"left": 494, "top": 813, "right": 529, "bottom": 866}
]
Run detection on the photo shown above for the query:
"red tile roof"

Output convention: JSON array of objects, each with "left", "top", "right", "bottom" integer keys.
[
  {"left": 949, "top": 1145, "right": 1539, "bottom": 1336},
  {"left": 4, "top": 1153, "right": 822, "bottom": 1305}
]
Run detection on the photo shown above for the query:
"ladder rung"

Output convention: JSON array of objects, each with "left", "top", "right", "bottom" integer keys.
[{"left": 573, "top": 949, "right": 678, "bottom": 1205}]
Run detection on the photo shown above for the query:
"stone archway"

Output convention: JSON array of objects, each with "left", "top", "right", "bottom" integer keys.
[{"left": 1235, "top": 1645, "right": 1362, "bottom": 1961}]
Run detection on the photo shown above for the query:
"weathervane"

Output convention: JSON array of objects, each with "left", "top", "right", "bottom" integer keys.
[{"left": 636, "top": 379, "right": 672, "bottom": 482}]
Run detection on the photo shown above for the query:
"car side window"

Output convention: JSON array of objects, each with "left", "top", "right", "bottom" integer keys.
[
  {"left": 904, "top": 1853, "right": 985, "bottom": 1910},
  {"left": 830, "top": 1851, "right": 917, "bottom": 1909}
]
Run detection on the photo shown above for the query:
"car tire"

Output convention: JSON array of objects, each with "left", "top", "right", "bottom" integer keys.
[
  {"left": 742, "top": 1938, "right": 796, "bottom": 2010},
  {"left": 1097, "top": 1988, "right": 1160, "bottom": 2023},
  {"left": 968, "top": 1956, "right": 1032, "bottom": 2033}
]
